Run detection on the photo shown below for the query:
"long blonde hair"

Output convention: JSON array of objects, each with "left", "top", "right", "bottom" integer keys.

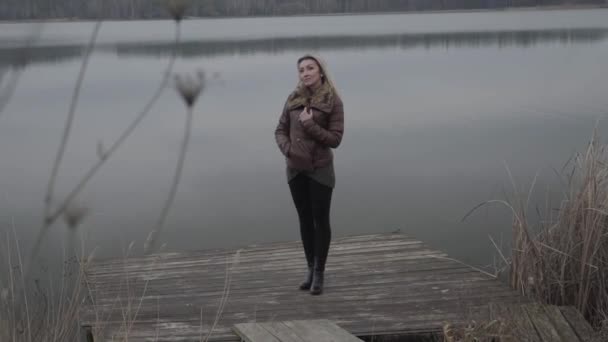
[{"left": 296, "top": 54, "right": 340, "bottom": 98}]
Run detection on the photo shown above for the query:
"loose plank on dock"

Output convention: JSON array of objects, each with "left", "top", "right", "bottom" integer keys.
[
  {"left": 80, "top": 233, "right": 526, "bottom": 341},
  {"left": 233, "top": 319, "right": 363, "bottom": 342}
]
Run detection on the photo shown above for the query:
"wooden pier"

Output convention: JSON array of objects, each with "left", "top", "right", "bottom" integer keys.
[{"left": 80, "top": 233, "right": 566, "bottom": 341}]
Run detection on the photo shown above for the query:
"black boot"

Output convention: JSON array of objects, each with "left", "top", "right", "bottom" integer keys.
[
  {"left": 299, "top": 266, "right": 314, "bottom": 290},
  {"left": 310, "top": 269, "right": 324, "bottom": 295}
]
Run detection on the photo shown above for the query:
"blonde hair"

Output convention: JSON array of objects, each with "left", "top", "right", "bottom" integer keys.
[{"left": 296, "top": 54, "right": 340, "bottom": 98}]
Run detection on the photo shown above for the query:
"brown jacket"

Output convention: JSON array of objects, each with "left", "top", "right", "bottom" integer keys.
[{"left": 275, "top": 83, "right": 344, "bottom": 171}]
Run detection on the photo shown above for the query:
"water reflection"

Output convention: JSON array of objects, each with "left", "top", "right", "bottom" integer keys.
[
  {"left": 1, "top": 27, "right": 607, "bottom": 68},
  {"left": 116, "top": 28, "right": 608, "bottom": 58},
  {"left": 0, "top": 44, "right": 84, "bottom": 68}
]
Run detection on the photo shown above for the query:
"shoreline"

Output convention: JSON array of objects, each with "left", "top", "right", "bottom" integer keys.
[{"left": 0, "top": 4, "right": 606, "bottom": 24}]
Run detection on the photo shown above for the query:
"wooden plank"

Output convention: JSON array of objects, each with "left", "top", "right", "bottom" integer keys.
[
  {"left": 314, "top": 320, "right": 364, "bottom": 342},
  {"left": 81, "top": 300, "right": 517, "bottom": 334},
  {"left": 490, "top": 303, "right": 541, "bottom": 342},
  {"left": 86, "top": 257, "right": 464, "bottom": 287},
  {"left": 93, "top": 305, "right": 511, "bottom": 342},
  {"left": 82, "top": 293, "right": 518, "bottom": 323},
  {"left": 542, "top": 305, "right": 581, "bottom": 342},
  {"left": 559, "top": 306, "right": 596, "bottom": 342},
  {"left": 82, "top": 295, "right": 518, "bottom": 332},
  {"left": 90, "top": 253, "right": 451, "bottom": 276},
  {"left": 87, "top": 253, "right": 450, "bottom": 281},
  {"left": 86, "top": 268, "right": 492, "bottom": 297},
  {"left": 258, "top": 322, "right": 307, "bottom": 342},
  {"left": 83, "top": 282, "right": 513, "bottom": 310},
  {"left": 90, "top": 234, "right": 418, "bottom": 268},
  {"left": 233, "top": 323, "right": 282, "bottom": 342},
  {"left": 89, "top": 264, "right": 488, "bottom": 287},
  {"left": 88, "top": 247, "right": 442, "bottom": 276},
  {"left": 283, "top": 320, "right": 359, "bottom": 342},
  {"left": 86, "top": 265, "right": 473, "bottom": 294},
  {"left": 85, "top": 282, "right": 504, "bottom": 309},
  {"left": 524, "top": 303, "right": 563, "bottom": 341},
  {"left": 85, "top": 282, "right": 517, "bottom": 312}
]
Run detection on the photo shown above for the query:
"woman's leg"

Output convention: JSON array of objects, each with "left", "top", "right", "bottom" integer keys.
[
  {"left": 309, "top": 179, "right": 333, "bottom": 295},
  {"left": 288, "top": 174, "right": 315, "bottom": 290}
]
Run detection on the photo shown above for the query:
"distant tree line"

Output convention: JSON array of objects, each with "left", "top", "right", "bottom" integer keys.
[{"left": 0, "top": 0, "right": 606, "bottom": 20}]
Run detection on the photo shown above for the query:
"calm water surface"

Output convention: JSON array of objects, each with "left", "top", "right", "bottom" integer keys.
[{"left": 1, "top": 9, "right": 608, "bottom": 271}]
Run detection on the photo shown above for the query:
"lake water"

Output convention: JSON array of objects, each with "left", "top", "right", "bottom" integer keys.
[{"left": 1, "top": 9, "right": 608, "bottom": 271}]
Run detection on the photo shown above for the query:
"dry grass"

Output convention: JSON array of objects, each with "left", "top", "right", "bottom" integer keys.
[
  {"left": 1, "top": 232, "right": 238, "bottom": 342},
  {"left": 83, "top": 247, "right": 240, "bottom": 341},
  {"left": 442, "top": 319, "right": 515, "bottom": 342},
  {"left": 0, "top": 225, "right": 93, "bottom": 342},
  {"left": 593, "top": 320, "right": 608, "bottom": 342},
  {"left": 466, "top": 128, "right": 608, "bottom": 328},
  {"left": 508, "top": 130, "right": 608, "bottom": 327}
]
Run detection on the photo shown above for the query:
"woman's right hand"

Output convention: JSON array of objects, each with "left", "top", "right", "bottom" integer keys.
[{"left": 299, "top": 107, "right": 313, "bottom": 123}]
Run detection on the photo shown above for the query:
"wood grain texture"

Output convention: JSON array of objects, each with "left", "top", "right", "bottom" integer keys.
[
  {"left": 489, "top": 303, "right": 594, "bottom": 342},
  {"left": 80, "top": 233, "right": 524, "bottom": 341}
]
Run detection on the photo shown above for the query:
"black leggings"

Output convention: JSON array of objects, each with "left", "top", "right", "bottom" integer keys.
[{"left": 288, "top": 173, "right": 333, "bottom": 272}]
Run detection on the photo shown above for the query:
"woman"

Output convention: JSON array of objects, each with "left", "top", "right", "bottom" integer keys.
[{"left": 275, "top": 54, "right": 344, "bottom": 295}]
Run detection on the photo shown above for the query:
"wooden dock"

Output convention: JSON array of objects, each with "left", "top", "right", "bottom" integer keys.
[{"left": 80, "top": 233, "right": 530, "bottom": 341}]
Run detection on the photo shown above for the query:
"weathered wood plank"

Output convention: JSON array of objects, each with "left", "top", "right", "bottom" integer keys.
[
  {"left": 86, "top": 258, "right": 466, "bottom": 288},
  {"left": 88, "top": 247, "right": 443, "bottom": 276},
  {"left": 234, "top": 320, "right": 363, "bottom": 342},
  {"left": 91, "top": 234, "right": 418, "bottom": 268},
  {"left": 86, "top": 264, "right": 471, "bottom": 294},
  {"left": 90, "top": 242, "right": 429, "bottom": 272},
  {"left": 258, "top": 322, "right": 307, "bottom": 342},
  {"left": 489, "top": 302, "right": 541, "bottom": 342},
  {"left": 84, "top": 310, "right": 488, "bottom": 340},
  {"left": 313, "top": 320, "right": 365, "bottom": 342},
  {"left": 83, "top": 282, "right": 517, "bottom": 312},
  {"left": 282, "top": 320, "right": 353, "bottom": 342},
  {"left": 93, "top": 308, "right": 505, "bottom": 342},
  {"left": 84, "top": 298, "right": 518, "bottom": 328},
  {"left": 542, "top": 305, "right": 581, "bottom": 342},
  {"left": 87, "top": 254, "right": 451, "bottom": 283},
  {"left": 559, "top": 306, "right": 596, "bottom": 342},
  {"left": 81, "top": 291, "right": 518, "bottom": 323},
  {"left": 86, "top": 268, "right": 491, "bottom": 296},
  {"left": 233, "top": 323, "right": 282, "bottom": 342},
  {"left": 524, "top": 303, "right": 564, "bottom": 341}
]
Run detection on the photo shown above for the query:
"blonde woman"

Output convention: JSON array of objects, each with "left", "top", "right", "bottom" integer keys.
[{"left": 275, "top": 54, "right": 344, "bottom": 295}]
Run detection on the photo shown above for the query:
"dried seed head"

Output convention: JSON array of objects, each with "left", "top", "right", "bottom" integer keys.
[
  {"left": 63, "top": 203, "right": 89, "bottom": 229},
  {"left": 174, "top": 70, "right": 205, "bottom": 107},
  {"left": 166, "top": 0, "right": 189, "bottom": 22}
]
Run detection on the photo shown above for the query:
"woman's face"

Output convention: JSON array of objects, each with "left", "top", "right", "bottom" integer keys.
[{"left": 298, "top": 58, "right": 323, "bottom": 89}]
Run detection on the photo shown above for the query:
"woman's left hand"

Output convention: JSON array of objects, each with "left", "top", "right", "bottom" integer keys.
[{"left": 299, "top": 107, "right": 313, "bottom": 123}]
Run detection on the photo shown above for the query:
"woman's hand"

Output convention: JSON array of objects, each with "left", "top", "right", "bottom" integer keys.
[{"left": 299, "top": 107, "right": 313, "bottom": 123}]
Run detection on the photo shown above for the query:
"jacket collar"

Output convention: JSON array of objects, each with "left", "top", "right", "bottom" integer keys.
[{"left": 286, "top": 81, "right": 335, "bottom": 113}]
